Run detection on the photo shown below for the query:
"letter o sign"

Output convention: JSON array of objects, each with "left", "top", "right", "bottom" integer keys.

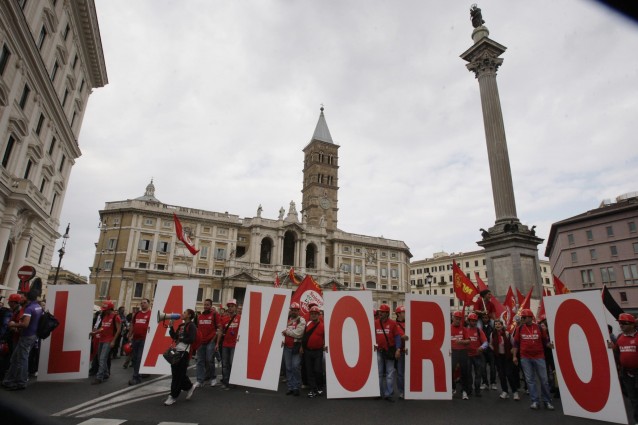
[{"left": 554, "top": 299, "right": 610, "bottom": 412}]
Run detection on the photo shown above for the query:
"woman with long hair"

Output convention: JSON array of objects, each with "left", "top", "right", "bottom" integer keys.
[{"left": 164, "top": 309, "right": 197, "bottom": 406}]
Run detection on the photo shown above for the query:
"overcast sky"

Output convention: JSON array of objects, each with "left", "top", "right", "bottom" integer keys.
[{"left": 53, "top": 0, "right": 638, "bottom": 278}]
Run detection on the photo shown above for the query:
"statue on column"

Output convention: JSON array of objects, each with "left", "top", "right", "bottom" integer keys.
[
  {"left": 278, "top": 207, "right": 285, "bottom": 220},
  {"left": 470, "top": 4, "right": 485, "bottom": 28},
  {"left": 288, "top": 201, "right": 297, "bottom": 216},
  {"left": 256, "top": 204, "right": 262, "bottom": 218}
]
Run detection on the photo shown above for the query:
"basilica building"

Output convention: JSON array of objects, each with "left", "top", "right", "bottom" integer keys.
[{"left": 92, "top": 108, "right": 412, "bottom": 311}]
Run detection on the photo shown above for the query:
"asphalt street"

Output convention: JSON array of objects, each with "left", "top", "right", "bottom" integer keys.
[{"left": 0, "top": 356, "right": 630, "bottom": 425}]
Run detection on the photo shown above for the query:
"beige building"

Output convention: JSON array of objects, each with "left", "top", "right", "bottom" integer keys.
[
  {"left": 92, "top": 109, "right": 412, "bottom": 312},
  {"left": 0, "top": 0, "right": 107, "bottom": 291},
  {"left": 46, "top": 266, "right": 87, "bottom": 286},
  {"left": 410, "top": 250, "right": 553, "bottom": 311}
]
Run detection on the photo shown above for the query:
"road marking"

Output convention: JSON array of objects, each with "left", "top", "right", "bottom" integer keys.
[{"left": 75, "top": 419, "right": 127, "bottom": 425}]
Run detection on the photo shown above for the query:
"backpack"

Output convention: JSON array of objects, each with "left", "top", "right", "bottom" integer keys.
[{"left": 37, "top": 311, "right": 59, "bottom": 339}]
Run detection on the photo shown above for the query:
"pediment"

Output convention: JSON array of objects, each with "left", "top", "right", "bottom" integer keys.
[{"left": 226, "top": 271, "right": 259, "bottom": 281}]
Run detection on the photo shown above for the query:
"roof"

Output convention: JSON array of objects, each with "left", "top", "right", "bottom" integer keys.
[{"left": 311, "top": 107, "right": 333, "bottom": 144}]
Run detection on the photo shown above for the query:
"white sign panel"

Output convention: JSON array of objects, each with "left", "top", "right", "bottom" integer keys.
[
  {"left": 323, "top": 291, "right": 379, "bottom": 399},
  {"left": 545, "top": 291, "right": 627, "bottom": 424},
  {"left": 139, "top": 280, "right": 199, "bottom": 375},
  {"left": 38, "top": 285, "right": 94, "bottom": 381},
  {"left": 230, "top": 285, "right": 291, "bottom": 390},
  {"left": 405, "top": 295, "right": 451, "bottom": 400}
]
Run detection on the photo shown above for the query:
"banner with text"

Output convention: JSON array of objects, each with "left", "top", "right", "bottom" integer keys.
[
  {"left": 38, "top": 285, "right": 94, "bottom": 381},
  {"left": 545, "top": 291, "right": 627, "bottom": 424},
  {"left": 139, "top": 279, "right": 199, "bottom": 375},
  {"left": 405, "top": 295, "right": 451, "bottom": 400},
  {"left": 323, "top": 291, "right": 379, "bottom": 399},
  {"left": 231, "top": 285, "right": 291, "bottom": 390}
]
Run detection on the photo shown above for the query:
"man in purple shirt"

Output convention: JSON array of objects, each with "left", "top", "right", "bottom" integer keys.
[{"left": 1, "top": 284, "right": 43, "bottom": 391}]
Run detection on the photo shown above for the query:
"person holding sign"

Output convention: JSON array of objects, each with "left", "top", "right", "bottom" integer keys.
[
  {"left": 217, "top": 299, "right": 241, "bottom": 390},
  {"left": 302, "top": 306, "right": 325, "bottom": 398},
  {"left": 451, "top": 311, "right": 471, "bottom": 400},
  {"left": 282, "top": 302, "right": 306, "bottom": 396},
  {"left": 164, "top": 309, "right": 197, "bottom": 406},
  {"left": 512, "top": 309, "right": 555, "bottom": 411},
  {"left": 374, "top": 304, "right": 401, "bottom": 401},
  {"left": 611, "top": 313, "right": 638, "bottom": 424}
]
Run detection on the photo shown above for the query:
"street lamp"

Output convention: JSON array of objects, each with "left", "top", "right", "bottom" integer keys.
[
  {"left": 426, "top": 273, "right": 433, "bottom": 295},
  {"left": 53, "top": 223, "right": 70, "bottom": 285}
]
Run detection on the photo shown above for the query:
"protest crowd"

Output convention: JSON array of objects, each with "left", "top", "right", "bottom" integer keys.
[{"left": 1, "top": 278, "right": 638, "bottom": 425}]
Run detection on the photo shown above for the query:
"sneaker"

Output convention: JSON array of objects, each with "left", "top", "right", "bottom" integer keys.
[
  {"left": 286, "top": 389, "right": 294, "bottom": 395},
  {"left": 500, "top": 391, "right": 509, "bottom": 399},
  {"left": 545, "top": 403, "right": 555, "bottom": 411},
  {"left": 186, "top": 384, "right": 197, "bottom": 400},
  {"left": 452, "top": 389, "right": 457, "bottom": 395},
  {"left": 480, "top": 383, "right": 488, "bottom": 390},
  {"left": 221, "top": 385, "right": 230, "bottom": 391},
  {"left": 491, "top": 383, "right": 498, "bottom": 390},
  {"left": 91, "top": 378, "right": 103, "bottom": 385},
  {"left": 128, "top": 379, "right": 141, "bottom": 386},
  {"left": 317, "top": 388, "right": 324, "bottom": 395},
  {"left": 193, "top": 382, "right": 202, "bottom": 389},
  {"left": 462, "top": 391, "right": 469, "bottom": 400},
  {"left": 513, "top": 392, "right": 520, "bottom": 401},
  {"left": 399, "top": 393, "right": 404, "bottom": 400},
  {"left": 307, "top": 391, "right": 316, "bottom": 398},
  {"left": 164, "top": 395, "right": 177, "bottom": 406},
  {"left": 385, "top": 396, "right": 394, "bottom": 402},
  {"left": 210, "top": 378, "right": 217, "bottom": 387},
  {"left": 530, "top": 402, "right": 540, "bottom": 410}
]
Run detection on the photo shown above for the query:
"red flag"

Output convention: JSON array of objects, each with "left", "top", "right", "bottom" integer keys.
[
  {"left": 173, "top": 213, "right": 199, "bottom": 255},
  {"left": 503, "top": 287, "right": 516, "bottom": 328},
  {"left": 474, "top": 272, "right": 489, "bottom": 292},
  {"left": 553, "top": 275, "right": 571, "bottom": 295},
  {"left": 274, "top": 273, "right": 280, "bottom": 288},
  {"left": 537, "top": 294, "right": 546, "bottom": 319},
  {"left": 515, "top": 288, "right": 524, "bottom": 307},
  {"left": 291, "top": 274, "right": 323, "bottom": 319},
  {"left": 520, "top": 287, "right": 533, "bottom": 310},
  {"left": 452, "top": 260, "right": 479, "bottom": 304},
  {"left": 288, "top": 267, "right": 300, "bottom": 286}
]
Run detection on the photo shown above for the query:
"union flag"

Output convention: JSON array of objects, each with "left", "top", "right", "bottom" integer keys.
[
  {"left": 173, "top": 213, "right": 199, "bottom": 255},
  {"left": 452, "top": 260, "right": 479, "bottom": 304},
  {"left": 553, "top": 275, "right": 571, "bottom": 295}
]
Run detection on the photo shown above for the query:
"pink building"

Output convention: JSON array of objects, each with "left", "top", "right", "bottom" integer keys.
[{"left": 545, "top": 193, "right": 638, "bottom": 312}]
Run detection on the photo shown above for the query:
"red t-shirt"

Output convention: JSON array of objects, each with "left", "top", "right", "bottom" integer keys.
[
  {"left": 617, "top": 332, "right": 638, "bottom": 369},
  {"left": 513, "top": 323, "right": 547, "bottom": 359},
  {"left": 451, "top": 324, "right": 469, "bottom": 350},
  {"left": 466, "top": 326, "right": 487, "bottom": 357},
  {"left": 375, "top": 318, "right": 399, "bottom": 350},
  {"left": 220, "top": 314, "right": 241, "bottom": 348},
  {"left": 99, "top": 313, "right": 121, "bottom": 344},
  {"left": 198, "top": 310, "right": 220, "bottom": 344},
  {"left": 284, "top": 317, "right": 305, "bottom": 348},
  {"left": 131, "top": 310, "right": 151, "bottom": 340},
  {"left": 304, "top": 320, "right": 325, "bottom": 350}
]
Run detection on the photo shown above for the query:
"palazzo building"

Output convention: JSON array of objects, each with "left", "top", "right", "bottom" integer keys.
[
  {"left": 92, "top": 108, "right": 412, "bottom": 311},
  {"left": 0, "top": 0, "right": 107, "bottom": 290}
]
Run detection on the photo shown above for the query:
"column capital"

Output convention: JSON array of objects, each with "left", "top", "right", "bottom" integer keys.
[{"left": 460, "top": 37, "right": 507, "bottom": 78}]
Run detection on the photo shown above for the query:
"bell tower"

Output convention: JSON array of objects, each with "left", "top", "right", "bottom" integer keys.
[{"left": 301, "top": 107, "right": 339, "bottom": 231}]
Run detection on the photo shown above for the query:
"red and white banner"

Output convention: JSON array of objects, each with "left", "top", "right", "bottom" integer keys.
[
  {"left": 38, "top": 285, "right": 94, "bottom": 381},
  {"left": 231, "top": 285, "right": 291, "bottom": 391},
  {"left": 405, "top": 295, "right": 451, "bottom": 400},
  {"left": 323, "top": 291, "right": 378, "bottom": 399},
  {"left": 139, "top": 280, "right": 199, "bottom": 375},
  {"left": 545, "top": 291, "right": 627, "bottom": 424}
]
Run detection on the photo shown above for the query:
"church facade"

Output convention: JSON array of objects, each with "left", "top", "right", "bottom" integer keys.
[{"left": 92, "top": 108, "right": 412, "bottom": 311}]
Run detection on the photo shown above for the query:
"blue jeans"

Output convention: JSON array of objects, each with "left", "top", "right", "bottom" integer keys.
[
  {"left": 196, "top": 340, "right": 216, "bottom": 384},
  {"left": 377, "top": 351, "right": 396, "bottom": 397},
  {"left": 520, "top": 357, "right": 552, "bottom": 404},
  {"left": 283, "top": 346, "right": 301, "bottom": 390},
  {"left": 469, "top": 355, "right": 485, "bottom": 393},
  {"left": 96, "top": 341, "right": 111, "bottom": 380},
  {"left": 131, "top": 339, "right": 145, "bottom": 381},
  {"left": 2, "top": 334, "right": 36, "bottom": 388},
  {"left": 221, "top": 346, "right": 235, "bottom": 386},
  {"left": 397, "top": 351, "right": 405, "bottom": 395}
]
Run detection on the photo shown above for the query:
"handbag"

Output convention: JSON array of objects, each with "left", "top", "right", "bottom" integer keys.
[{"left": 163, "top": 346, "right": 185, "bottom": 365}]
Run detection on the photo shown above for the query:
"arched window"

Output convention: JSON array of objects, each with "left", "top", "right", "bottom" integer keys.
[
  {"left": 306, "top": 243, "right": 316, "bottom": 269},
  {"left": 282, "top": 231, "right": 297, "bottom": 266},
  {"left": 366, "top": 281, "right": 377, "bottom": 289},
  {"left": 260, "top": 237, "right": 273, "bottom": 264}
]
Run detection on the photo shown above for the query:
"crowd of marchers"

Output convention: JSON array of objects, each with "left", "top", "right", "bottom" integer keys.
[{"left": 2, "top": 287, "right": 638, "bottom": 423}]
